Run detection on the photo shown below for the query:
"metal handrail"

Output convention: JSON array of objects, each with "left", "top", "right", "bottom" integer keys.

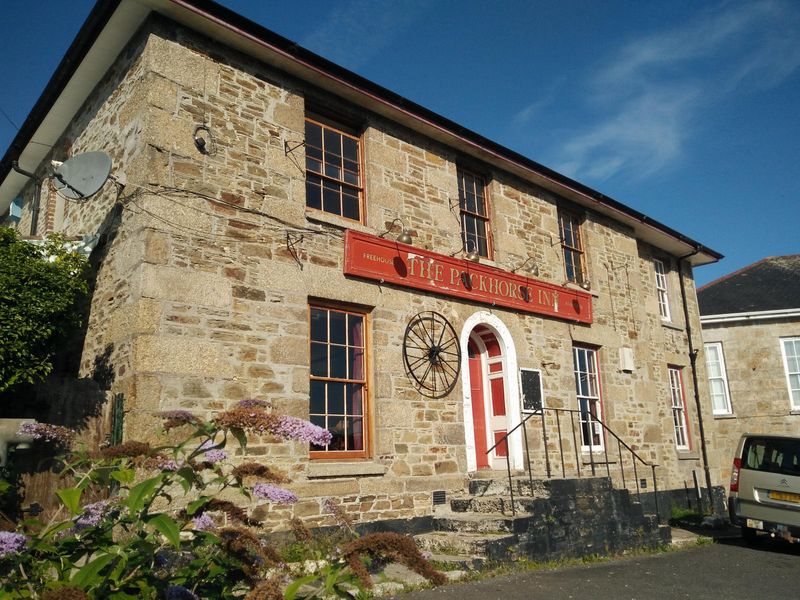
[{"left": 486, "top": 407, "right": 660, "bottom": 522}]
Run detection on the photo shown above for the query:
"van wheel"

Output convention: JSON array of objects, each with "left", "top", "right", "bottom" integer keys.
[{"left": 741, "top": 525, "right": 758, "bottom": 545}]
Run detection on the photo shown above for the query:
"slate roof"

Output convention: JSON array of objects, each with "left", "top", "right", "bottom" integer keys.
[{"left": 697, "top": 255, "right": 800, "bottom": 315}]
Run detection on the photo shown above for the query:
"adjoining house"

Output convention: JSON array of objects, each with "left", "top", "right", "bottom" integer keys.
[
  {"left": 0, "top": 0, "right": 723, "bottom": 539},
  {"left": 699, "top": 255, "right": 800, "bottom": 486}
]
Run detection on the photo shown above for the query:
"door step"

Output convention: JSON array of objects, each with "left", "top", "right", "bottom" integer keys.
[{"left": 415, "top": 530, "right": 516, "bottom": 561}]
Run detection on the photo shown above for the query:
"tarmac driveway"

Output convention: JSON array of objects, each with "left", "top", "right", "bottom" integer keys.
[{"left": 396, "top": 537, "right": 800, "bottom": 600}]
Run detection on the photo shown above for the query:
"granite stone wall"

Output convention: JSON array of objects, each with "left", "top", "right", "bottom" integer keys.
[{"left": 4, "top": 16, "right": 716, "bottom": 529}]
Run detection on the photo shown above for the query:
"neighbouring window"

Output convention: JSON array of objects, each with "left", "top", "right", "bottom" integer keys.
[
  {"left": 573, "top": 346, "right": 603, "bottom": 450},
  {"left": 654, "top": 259, "right": 671, "bottom": 321},
  {"left": 458, "top": 168, "right": 491, "bottom": 258},
  {"left": 705, "top": 342, "right": 732, "bottom": 415},
  {"left": 559, "top": 209, "right": 586, "bottom": 284},
  {"left": 780, "top": 337, "right": 800, "bottom": 410},
  {"left": 305, "top": 117, "right": 363, "bottom": 222},
  {"left": 668, "top": 366, "right": 690, "bottom": 449},
  {"left": 309, "top": 305, "right": 368, "bottom": 457}
]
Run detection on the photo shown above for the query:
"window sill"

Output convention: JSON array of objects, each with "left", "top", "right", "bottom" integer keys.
[
  {"left": 563, "top": 281, "right": 600, "bottom": 298},
  {"left": 305, "top": 210, "right": 371, "bottom": 234},
  {"left": 790, "top": 410, "right": 800, "bottom": 416},
  {"left": 713, "top": 413, "right": 736, "bottom": 419},
  {"left": 677, "top": 452, "right": 700, "bottom": 460},
  {"left": 307, "top": 461, "right": 386, "bottom": 479},
  {"left": 661, "top": 321, "right": 684, "bottom": 332}
]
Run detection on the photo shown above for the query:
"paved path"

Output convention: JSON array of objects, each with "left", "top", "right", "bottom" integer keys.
[{"left": 395, "top": 537, "right": 800, "bottom": 600}]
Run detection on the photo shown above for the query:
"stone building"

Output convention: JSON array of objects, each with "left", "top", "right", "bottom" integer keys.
[
  {"left": 699, "top": 255, "right": 800, "bottom": 486},
  {"left": 0, "top": 0, "right": 723, "bottom": 529}
]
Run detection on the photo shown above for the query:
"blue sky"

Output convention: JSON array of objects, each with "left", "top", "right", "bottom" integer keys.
[{"left": 1, "top": 0, "right": 798, "bottom": 286}]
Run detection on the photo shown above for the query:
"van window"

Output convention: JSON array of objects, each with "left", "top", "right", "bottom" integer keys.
[{"left": 742, "top": 437, "right": 800, "bottom": 476}]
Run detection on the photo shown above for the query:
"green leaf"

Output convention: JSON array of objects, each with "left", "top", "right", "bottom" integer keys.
[
  {"left": 124, "top": 474, "right": 163, "bottom": 513},
  {"left": 147, "top": 513, "right": 182, "bottom": 549},
  {"left": 284, "top": 574, "right": 319, "bottom": 600},
  {"left": 176, "top": 466, "right": 197, "bottom": 494},
  {"left": 71, "top": 553, "right": 116, "bottom": 587},
  {"left": 56, "top": 486, "right": 83, "bottom": 515},
  {"left": 187, "top": 497, "right": 209, "bottom": 516},
  {"left": 230, "top": 426, "right": 247, "bottom": 449},
  {"left": 110, "top": 468, "right": 136, "bottom": 485}
]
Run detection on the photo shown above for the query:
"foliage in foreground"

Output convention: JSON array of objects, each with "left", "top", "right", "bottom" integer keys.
[
  {"left": 0, "top": 402, "right": 444, "bottom": 598},
  {"left": 0, "top": 227, "right": 90, "bottom": 393}
]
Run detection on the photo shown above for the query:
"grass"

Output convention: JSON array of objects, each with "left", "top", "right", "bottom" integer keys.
[{"left": 668, "top": 506, "right": 705, "bottom": 527}]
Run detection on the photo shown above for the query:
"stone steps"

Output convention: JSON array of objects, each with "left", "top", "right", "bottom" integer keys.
[
  {"left": 432, "top": 512, "right": 519, "bottom": 534},
  {"left": 414, "top": 475, "right": 668, "bottom": 567}
]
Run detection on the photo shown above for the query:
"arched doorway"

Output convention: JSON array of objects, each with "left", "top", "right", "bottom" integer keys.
[{"left": 460, "top": 312, "right": 523, "bottom": 472}]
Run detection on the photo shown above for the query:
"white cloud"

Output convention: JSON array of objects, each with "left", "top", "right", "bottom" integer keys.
[
  {"left": 301, "top": 0, "right": 430, "bottom": 70},
  {"left": 552, "top": 0, "right": 800, "bottom": 182}
]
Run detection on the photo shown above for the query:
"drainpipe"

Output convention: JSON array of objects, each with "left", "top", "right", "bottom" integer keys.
[
  {"left": 12, "top": 160, "right": 41, "bottom": 236},
  {"left": 677, "top": 253, "right": 714, "bottom": 514}
]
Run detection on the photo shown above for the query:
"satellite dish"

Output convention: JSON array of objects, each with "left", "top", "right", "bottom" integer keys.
[{"left": 52, "top": 151, "right": 112, "bottom": 200}]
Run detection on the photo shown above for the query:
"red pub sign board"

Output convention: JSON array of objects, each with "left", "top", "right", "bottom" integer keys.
[{"left": 344, "top": 230, "right": 592, "bottom": 324}]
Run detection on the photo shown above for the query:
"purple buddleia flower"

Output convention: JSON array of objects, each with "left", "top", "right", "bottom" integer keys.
[
  {"left": 235, "top": 399, "right": 271, "bottom": 409},
  {"left": 252, "top": 483, "right": 298, "bottom": 504},
  {"left": 0, "top": 531, "right": 27, "bottom": 558},
  {"left": 203, "top": 449, "right": 227, "bottom": 464},
  {"left": 165, "top": 585, "right": 199, "bottom": 600},
  {"left": 197, "top": 440, "right": 214, "bottom": 452},
  {"left": 273, "top": 415, "right": 333, "bottom": 446},
  {"left": 17, "top": 422, "right": 75, "bottom": 446},
  {"left": 151, "top": 455, "right": 184, "bottom": 471},
  {"left": 191, "top": 513, "right": 216, "bottom": 532},
  {"left": 74, "top": 500, "right": 111, "bottom": 530}
]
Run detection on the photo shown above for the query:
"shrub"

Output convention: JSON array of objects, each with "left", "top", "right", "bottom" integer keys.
[
  {"left": 0, "top": 228, "right": 90, "bottom": 393},
  {"left": 0, "top": 401, "right": 443, "bottom": 598}
]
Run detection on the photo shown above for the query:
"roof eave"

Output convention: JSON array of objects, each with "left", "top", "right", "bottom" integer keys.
[{"left": 0, "top": 0, "right": 722, "bottom": 267}]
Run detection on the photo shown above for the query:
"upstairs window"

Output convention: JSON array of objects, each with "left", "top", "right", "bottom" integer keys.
[
  {"left": 669, "top": 366, "right": 690, "bottom": 450},
  {"left": 559, "top": 210, "right": 586, "bottom": 284},
  {"left": 705, "top": 342, "right": 732, "bottom": 415},
  {"left": 654, "top": 259, "right": 671, "bottom": 321},
  {"left": 305, "top": 117, "right": 363, "bottom": 222},
  {"left": 780, "top": 337, "right": 800, "bottom": 410},
  {"left": 458, "top": 168, "right": 491, "bottom": 258}
]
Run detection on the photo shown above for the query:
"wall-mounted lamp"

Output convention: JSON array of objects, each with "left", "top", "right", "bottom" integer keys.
[
  {"left": 193, "top": 125, "right": 216, "bottom": 155},
  {"left": 463, "top": 239, "right": 481, "bottom": 263},
  {"left": 512, "top": 257, "right": 539, "bottom": 277},
  {"left": 379, "top": 218, "right": 414, "bottom": 245},
  {"left": 449, "top": 238, "right": 481, "bottom": 263}
]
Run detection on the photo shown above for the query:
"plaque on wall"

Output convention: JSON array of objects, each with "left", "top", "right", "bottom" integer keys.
[{"left": 520, "top": 368, "right": 543, "bottom": 413}]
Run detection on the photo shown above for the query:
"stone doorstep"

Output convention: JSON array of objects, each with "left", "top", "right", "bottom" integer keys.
[
  {"left": 433, "top": 512, "right": 518, "bottom": 534},
  {"left": 415, "top": 530, "right": 517, "bottom": 559}
]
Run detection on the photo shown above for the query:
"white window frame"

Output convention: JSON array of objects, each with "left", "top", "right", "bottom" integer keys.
[
  {"left": 780, "top": 337, "right": 800, "bottom": 411},
  {"left": 668, "top": 366, "right": 689, "bottom": 450},
  {"left": 573, "top": 346, "right": 604, "bottom": 451},
  {"left": 704, "top": 342, "right": 732, "bottom": 415},
  {"left": 654, "top": 259, "right": 671, "bottom": 321}
]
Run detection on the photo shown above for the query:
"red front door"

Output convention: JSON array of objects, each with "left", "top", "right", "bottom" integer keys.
[{"left": 468, "top": 339, "right": 490, "bottom": 469}]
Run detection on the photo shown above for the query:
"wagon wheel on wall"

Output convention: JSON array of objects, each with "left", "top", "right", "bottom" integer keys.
[{"left": 402, "top": 311, "right": 461, "bottom": 398}]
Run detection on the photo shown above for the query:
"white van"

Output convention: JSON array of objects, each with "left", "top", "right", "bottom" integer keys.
[{"left": 729, "top": 434, "right": 800, "bottom": 544}]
